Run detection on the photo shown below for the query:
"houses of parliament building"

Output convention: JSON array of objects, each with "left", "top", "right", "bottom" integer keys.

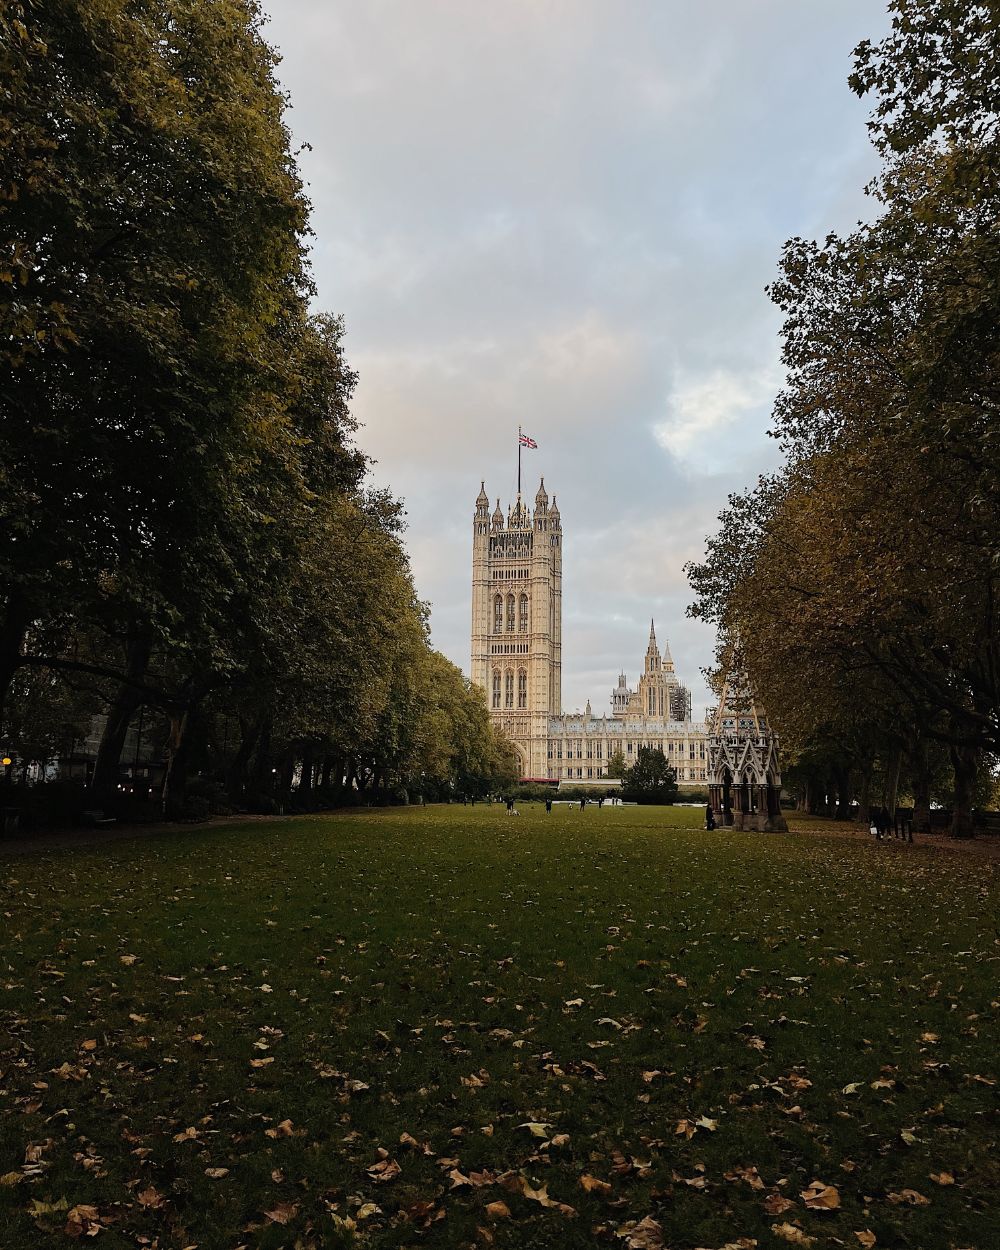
[{"left": 470, "top": 479, "right": 709, "bottom": 785}]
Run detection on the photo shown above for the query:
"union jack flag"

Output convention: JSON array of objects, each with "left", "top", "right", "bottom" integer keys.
[{"left": 519, "top": 433, "right": 538, "bottom": 448}]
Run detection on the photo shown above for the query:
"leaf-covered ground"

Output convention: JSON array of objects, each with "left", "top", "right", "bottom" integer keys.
[{"left": 0, "top": 805, "right": 997, "bottom": 1249}]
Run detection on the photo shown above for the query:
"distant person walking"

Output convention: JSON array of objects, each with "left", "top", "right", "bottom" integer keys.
[
  {"left": 705, "top": 803, "right": 716, "bottom": 831},
  {"left": 579, "top": 797, "right": 586, "bottom": 812},
  {"left": 545, "top": 797, "right": 552, "bottom": 814}
]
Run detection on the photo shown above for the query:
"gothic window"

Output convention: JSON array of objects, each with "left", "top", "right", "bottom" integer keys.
[
  {"left": 493, "top": 595, "right": 503, "bottom": 635},
  {"left": 519, "top": 593, "right": 529, "bottom": 632},
  {"left": 517, "top": 668, "right": 527, "bottom": 708},
  {"left": 506, "top": 594, "right": 515, "bottom": 632},
  {"left": 504, "top": 669, "right": 514, "bottom": 708},
  {"left": 492, "top": 669, "right": 501, "bottom": 709}
]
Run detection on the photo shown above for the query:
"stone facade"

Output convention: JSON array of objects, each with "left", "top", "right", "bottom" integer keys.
[{"left": 471, "top": 481, "right": 709, "bottom": 783}]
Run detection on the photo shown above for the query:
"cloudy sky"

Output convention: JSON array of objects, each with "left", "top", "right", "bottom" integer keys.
[{"left": 264, "top": 1, "right": 889, "bottom": 718}]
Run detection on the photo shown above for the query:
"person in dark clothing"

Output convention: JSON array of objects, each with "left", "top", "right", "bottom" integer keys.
[
  {"left": 705, "top": 803, "right": 716, "bottom": 831},
  {"left": 545, "top": 797, "right": 552, "bottom": 814}
]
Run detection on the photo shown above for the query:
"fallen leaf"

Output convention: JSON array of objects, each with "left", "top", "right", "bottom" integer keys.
[
  {"left": 367, "top": 1158, "right": 401, "bottom": 1183},
  {"left": 771, "top": 1222, "right": 816, "bottom": 1246},
  {"left": 763, "top": 1192, "right": 796, "bottom": 1215},
  {"left": 136, "top": 1186, "right": 166, "bottom": 1209},
  {"left": 929, "top": 1171, "right": 955, "bottom": 1186},
  {"left": 580, "top": 1174, "right": 612, "bottom": 1195},
  {"left": 204, "top": 1167, "right": 229, "bottom": 1179},
  {"left": 800, "top": 1180, "right": 840, "bottom": 1210},
  {"left": 485, "top": 1201, "right": 510, "bottom": 1219},
  {"left": 887, "top": 1188, "right": 930, "bottom": 1206},
  {"left": 65, "top": 1205, "right": 102, "bottom": 1238},
  {"left": 617, "top": 1215, "right": 665, "bottom": 1248},
  {"left": 264, "top": 1119, "right": 295, "bottom": 1139},
  {"left": 264, "top": 1201, "right": 299, "bottom": 1224},
  {"left": 854, "top": 1232, "right": 876, "bottom": 1248}
]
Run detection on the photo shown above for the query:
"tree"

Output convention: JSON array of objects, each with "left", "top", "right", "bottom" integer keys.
[
  {"left": 622, "top": 747, "right": 678, "bottom": 805},
  {"left": 1, "top": 0, "right": 311, "bottom": 727},
  {"left": 688, "top": 0, "right": 1000, "bottom": 838},
  {"left": 606, "top": 747, "right": 627, "bottom": 779}
]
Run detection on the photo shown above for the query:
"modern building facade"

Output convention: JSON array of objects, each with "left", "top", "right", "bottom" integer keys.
[{"left": 471, "top": 480, "right": 709, "bottom": 784}]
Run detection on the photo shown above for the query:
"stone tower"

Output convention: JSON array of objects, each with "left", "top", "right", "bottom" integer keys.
[{"left": 471, "top": 479, "right": 562, "bottom": 778}]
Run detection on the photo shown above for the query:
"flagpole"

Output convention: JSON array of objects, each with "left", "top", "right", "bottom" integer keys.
[{"left": 517, "top": 424, "right": 521, "bottom": 496}]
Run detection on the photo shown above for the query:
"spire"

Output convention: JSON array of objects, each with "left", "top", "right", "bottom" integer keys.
[
  {"left": 492, "top": 498, "right": 504, "bottom": 529},
  {"left": 476, "top": 480, "right": 489, "bottom": 507},
  {"left": 534, "top": 477, "right": 548, "bottom": 510}
]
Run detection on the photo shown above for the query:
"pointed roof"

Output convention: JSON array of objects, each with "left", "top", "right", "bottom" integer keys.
[
  {"left": 534, "top": 476, "right": 548, "bottom": 508},
  {"left": 476, "top": 480, "right": 489, "bottom": 506},
  {"left": 711, "top": 642, "right": 769, "bottom": 737},
  {"left": 645, "top": 619, "right": 660, "bottom": 656}
]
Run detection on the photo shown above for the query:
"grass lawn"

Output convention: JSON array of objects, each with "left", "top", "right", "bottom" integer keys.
[{"left": 0, "top": 804, "right": 997, "bottom": 1249}]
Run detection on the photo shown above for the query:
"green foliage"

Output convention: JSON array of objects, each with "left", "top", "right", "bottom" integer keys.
[
  {"left": 688, "top": 0, "right": 1000, "bottom": 838},
  {"left": 0, "top": 1, "right": 501, "bottom": 816},
  {"left": 621, "top": 746, "right": 678, "bottom": 805},
  {"left": 606, "top": 747, "right": 627, "bottom": 779}
]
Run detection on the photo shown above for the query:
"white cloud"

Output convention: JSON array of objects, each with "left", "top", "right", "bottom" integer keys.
[{"left": 655, "top": 364, "right": 784, "bottom": 473}]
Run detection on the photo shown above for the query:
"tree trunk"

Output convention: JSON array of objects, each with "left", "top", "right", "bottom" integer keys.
[
  {"left": 910, "top": 740, "right": 931, "bottom": 834},
  {"left": 226, "top": 712, "right": 264, "bottom": 802},
  {"left": 887, "top": 746, "right": 903, "bottom": 826},
  {"left": 90, "top": 631, "right": 153, "bottom": 798},
  {"left": 279, "top": 750, "right": 294, "bottom": 794},
  {"left": 0, "top": 592, "right": 30, "bottom": 732},
  {"left": 162, "top": 708, "right": 191, "bottom": 817},
  {"left": 833, "top": 765, "right": 852, "bottom": 820},
  {"left": 299, "top": 743, "right": 314, "bottom": 794},
  {"left": 320, "top": 753, "right": 335, "bottom": 790},
  {"left": 949, "top": 745, "right": 977, "bottom": 838},
  {"left": 858, "top": 765, "right": 872, "bottom": 826},
  {"left": 249, "top": 714, "right": 273, "bottom": 789}
]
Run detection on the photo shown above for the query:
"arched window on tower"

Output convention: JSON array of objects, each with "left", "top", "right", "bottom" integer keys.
[
  {"left": 519, "top": 593, "right": 529, "bottom": 633},
  {"left": 493, "top": 595, "right": 503, "bottom": 635},
  {"left": 506, "top": 594, "right": 515, "bottom": 632},
  {"left": 517, "top": 668, "right": 527, "bottom": 708},
  {"left": 492, "top": 669, "right": 501, "bottom": 709},
  {"left": 504, "top": 669, "right": 514, "bottom": 708}
]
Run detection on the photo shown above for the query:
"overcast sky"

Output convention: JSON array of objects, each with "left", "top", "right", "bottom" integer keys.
[{"left": 264, "top": 0, "right": 889, "bottom": 719}]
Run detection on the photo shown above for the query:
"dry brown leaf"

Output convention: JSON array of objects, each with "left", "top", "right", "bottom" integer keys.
[
  {"left": 64, "top": 1205, "right": 102, "bottom": 1238},
  {"left": 800, "top": 1180, "right": 840, "bottom": 1210},
  {"left": 204, "top": 1167, "right": 229, "bottom": 1179},
  {"left": 618, "top": 1215, "right": 665, "bottom": 1248},
  {"left": 367, "top": 1158, "right": 401, "bottom": 1183},
  {"left": 763, "top": 1192, "right": 796, "bottom": 1215},
  {"left": 265, "top": 1118, "right": 295, "bottom": 1139},
  {"left": 929, "top": 1171, "right": 955, "bottom": 1186},
  {"left": 264, "top": 1201, "right": 299, "bottom": 1224},
  {"left": 887, "top": 1188, "right": 930, "bottom": 1206},
  {"left": 136, "top": 1186, "right": 166, "bottom": 1209},
  {"left": 771, "top": 1222, "right": 816, "bottom": 1247},
  {"left": 854, "top": 1232, "right": 876, "bottom": 1249},
  {"left": 579, "top": 1173, "right": 612, "bottom": 1196},
  {"left": 485, "top": 1201, "right": 511, "bottom": 1219}
]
